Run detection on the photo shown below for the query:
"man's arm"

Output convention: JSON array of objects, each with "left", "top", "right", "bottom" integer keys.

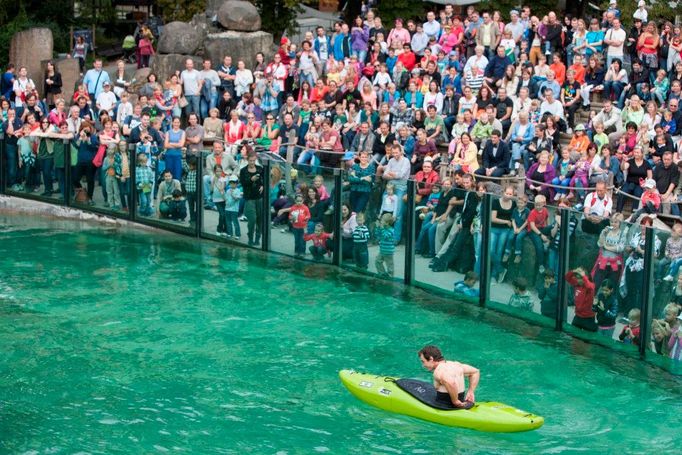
[
  {"left": 462, "top": 363, "right": 480, "bottom": 402},
  {"left": 442, "top": 377, "right": 465, "bottom": 407}
]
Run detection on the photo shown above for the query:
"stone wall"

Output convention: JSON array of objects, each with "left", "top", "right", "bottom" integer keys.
[{"left": 9, "top": 28, "right": 54, "bottom": 96}]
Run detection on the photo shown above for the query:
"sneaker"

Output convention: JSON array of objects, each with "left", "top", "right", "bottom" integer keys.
[
  {"left": 566, "top": 128, "right": 573, "bottom": 135},
  {"left": 233, "top": 235, "right": 240, "bottom": 240},
  {"left": 239, "top": 215, "right": 247, "bottom": 221},
  {"left": 216, "top": 230, "right": 223, "bottom": 236},
  {"left": 280, "top": 228, "right": 287, "bottom": 233},
  {"left": 664, "top": 275, "right": 674, "bottom": 282},
  {"left": 502, "top": 253, "right": 510, "bottom": 263},
  {"left": 514, "top": 255, "right": 522, "bottom": 264},
  {"left": 103, "top": 202, "right": 110, "bottom": 208},
  {"left": 553, "top": 193, "right": 561, "bottom": 201},
  {"left": 538, "top": 265, "right": 545, "bottom": 274},
  {"left": 87, "top": 200, "right": 96, "bottom": 206},
  {"left": 498, "top": 269, "right": 507, "bottom": 283}
]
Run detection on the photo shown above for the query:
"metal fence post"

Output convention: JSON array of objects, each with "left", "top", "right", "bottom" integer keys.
[
  {"left": 128, "top": 144, "right": 137, "bottom": 221},
  {"left": 0, "top": 132, "right": 5, "bottom": 194},
  {"left": 195, "top": 151, "right": 204, "bottom": 237},
  {"left": 331, "top": 168, "right": 343, "bottom": 266},
  {"left": 64, "top": 139, "right": 72, "bottom": 207},
  {"left": 261, "top": 157, "right": 271, "bottom": 252},
  {"left": 640, "top": 226, "right": 655, "bottom": 359},
  {"left": 556, "top": 208, "right": 571, "bottom": 331},
  {"left": 404, "top": 179, "right": 416, "bottom": 285},
  {"left": 478, "top": 193, "right": 492, "bottom": 307}
]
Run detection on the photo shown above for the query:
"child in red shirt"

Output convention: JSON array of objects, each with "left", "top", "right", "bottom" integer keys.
[
  {"left": 278, "top": 194, "right": 310, "bottom": 257},
  {"left": 628, "top": 178, "right": 661, "bottom": 223},
  {"left": 565, "top": 267, "right": 597, "bottom": 332},
  {"left": 527, "top": 194, "right": 553, "bottom": 274},
  {"left": 619, "top": 309, "right": 641, "bottom": 345},
  {"left": 304, "top": 222, "right": 333, "bottom": 261}
]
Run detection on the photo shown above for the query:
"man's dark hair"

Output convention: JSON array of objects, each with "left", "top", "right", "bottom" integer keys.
[
  {"left": 491, "top": 129, "right": 502, "bottom": 137},
  {"left": 600, "top": 278, "right": 614, "bottom": 291},
  {"left": 418, "top": 345, "right": 444, "bottom": 361}
]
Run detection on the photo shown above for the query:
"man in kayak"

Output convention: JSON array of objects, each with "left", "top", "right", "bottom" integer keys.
[{"left": 418, "top": 345, "right": 479, "bottom": 410}]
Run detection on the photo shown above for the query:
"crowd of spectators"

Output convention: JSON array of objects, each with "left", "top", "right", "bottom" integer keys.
[{"left": 1, "top": 1, "right": 681, "bottom": 359}]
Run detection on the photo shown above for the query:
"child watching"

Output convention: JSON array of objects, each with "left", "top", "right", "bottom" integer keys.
[
  {"left": 628, "top": 178, "right": 660, "bottom": 223},
  {"left": 527, "top": 194, "right": 552, "bottom": 274},
  {"left": 593, "top": 278, "right": 618, "bottom": 337},
  {"left": 304, "top": 223, "right": 333, "bottom": 261},
  {"left": 374, "top": 213, "right": 396, "bottom": 277},
  {"left": 102, "top": 145, "right": 122, "bottom": 210},
  {"left": 166, "top": 189, "right": 187, "bottom": 221},
  {"left": 183, "top": 157, "right": 198, "bottom": 225},
  {"left": 619, "top": 308, "right": 641, "bottom": 345},
  {"left": 454, "top": 271, "right": 480, "bottom": 297},
  {"left": 552, "top": 148, "right": 574, "bottom": 201},
  {"left": 380, "top": 182, "right": 397, "bottom": 218},
  {"left": 661, "top": 110, "right": 676, "bottom": 135},
  {"left": 225, "top": 175, "right": 242, "bottom": 239},
  {"left": 565, "top": 267, "right": 597, "bottom": 332},
  {"left": 210, "top": 164, "right": 227, "bottom": 236},
  {"left": 538, "top": 269, "right": 559, "bottom": 319},
  {"left": 508, "top": 277, "right": 532, "bottom": 311},
  {"left": 352, "top": 212, "right": 370, "bottom": 269},
  {"left": 281, "top": 194, "right": 311, "bottom": 257},
  {"left": 17, "top": 123, "right": 35, "bottom": 192},
  {"left": 507, "top": 194, "right": 530, "bottom": 264},
  {"left": 135, "top": 152, "right": 154, "bottom": 216},
  {"left": 567, "top": 150, "right": 590, "bottom": 201},
  {"left": 660, "top": 224, "right": 682, "bottom": 283}
]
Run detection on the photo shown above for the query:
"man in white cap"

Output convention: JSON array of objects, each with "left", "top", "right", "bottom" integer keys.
[
  {"left": 633, "top": 1, "right": 648, "bottom": 23},
  {"left": 504, "top": 10, "right": 525, "bottom": 45},
  {"left": 607, "top": 0, "right": 621, "bottom": 19}
]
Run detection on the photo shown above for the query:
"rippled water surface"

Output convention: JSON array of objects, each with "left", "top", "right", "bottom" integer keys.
[{"left": 0, "top": 214, "right": 680, "bottom": 454}]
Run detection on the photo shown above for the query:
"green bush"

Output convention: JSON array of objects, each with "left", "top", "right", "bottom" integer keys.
[{"left": 0, "top": 9, "right": 71, "bottom": 69}]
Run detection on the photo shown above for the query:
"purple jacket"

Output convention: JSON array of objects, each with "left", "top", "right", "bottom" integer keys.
[
  {"left": 351, "top": 26, "right": 369, "bottom": 52},
  {"left": 526, "top": 162, "right": 556, "bottom": 198}
]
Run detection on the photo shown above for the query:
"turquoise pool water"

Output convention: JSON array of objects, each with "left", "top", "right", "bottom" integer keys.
[{"left": 0, "top": 214, "right": 680, "bottom": 453}]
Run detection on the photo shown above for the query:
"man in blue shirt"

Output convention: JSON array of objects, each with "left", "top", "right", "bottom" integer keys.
[
  {"left": 1, "top": 64, "right": 15, "bottom": 102},
  {"left": 82, "top": 59, "right": 111, "bottom": 102}
]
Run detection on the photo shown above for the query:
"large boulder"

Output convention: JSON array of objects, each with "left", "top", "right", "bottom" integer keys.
[
  {"left": 48, "top": 57, "right": 79, "bottom": 102},
  {"left": 206, "top": 0, "right": 224, "bottom": 18},
  {"left": 9, "top": 28, "right": 54, "bottom": 96},
  {"left": 204, "top": 31, "right": 273, "bottom": 69},
  {"left": 217, "top": 0, "right": 261, "bottom": 31},
  {"left": 157, "top": 21, "right": 204, "bottom": 55},
  {"left": 150, "top": 54, "right": 203, "bottom": 83}
]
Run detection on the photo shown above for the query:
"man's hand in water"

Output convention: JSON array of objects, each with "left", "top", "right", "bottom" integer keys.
[{"left": 465, "top": 390, "right": 475, "bottom": 403}]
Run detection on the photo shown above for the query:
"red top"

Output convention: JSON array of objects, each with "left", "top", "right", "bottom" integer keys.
[
  {"left": 289, "top": 204, "right": 311, "bottom": 229},
  {"left": 565, "top": 271, "right": 596, "bottom": 318},
  {"left": 526, "top": 207, "right": 549, "bottom": 232}
]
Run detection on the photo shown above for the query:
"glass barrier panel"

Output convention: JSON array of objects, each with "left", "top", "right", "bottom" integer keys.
[
  {"left": 649, "top": 223, "right": 681, "bottom": 363},
  {"left": 561, "top": 206, "right": 638, "bottom": 355},
  {"left": 200, "top": 148, "right": 249, "bottom": 246},
  {"left": 485, "top": 191, "right": 555, "bottom": 323},
  {"left": 133, "top": 146, "right": 193, "bottom": 232},
  {"left": 270, "top": 161, "right": 335, "bottom": 262},
  {"left": 3, "top": 135, "right": 66, "bottom": 205},
  {"left": 413, "top": 174, "right": 480, "bottom": 297}
]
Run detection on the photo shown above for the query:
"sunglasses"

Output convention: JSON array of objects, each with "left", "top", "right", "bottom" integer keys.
[{"left": 267, "top": 117, "right": 274, "bottom": 120}]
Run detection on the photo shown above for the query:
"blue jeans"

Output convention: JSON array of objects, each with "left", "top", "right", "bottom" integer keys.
[
  {"left": 138, "top": 191, "right": 153, "bottom": 216},
  {"left": 297, "top": 149, "right": 320, "bottom": 174},
  {"left": 603, "top": 81, "right": 625, "bottom": 107},
  {"left": 529, "top": 227, "right": 553, "bottom": 271},
  {"left": 293, "top": 227, "right": 306, "bottom": 255},
  {"left": 56, "top": 167, "right": 66, "bottom": 199},
  {"left": 184, "top": 95, "right": 201, "bottom": 119},
  {"left": 165, "top": 149, "right": 183, "bottom": 180},
  {"left": 352, "top": 49, "right": 367, "bottom": 63},
  {"left": 552, "top": 177, "right": 571, "bottom": 196},
  {"left": 548, "top": 248, "right": 559, "bottom": 275},
  {"left": 388, "top": 184, "right": 406, "bottom": 244},
  {"left": 226, "top": 210, "right": 241, "bottom": 237},
  {"left": 473, "top": 231, "right": 482, "bottom": 275},
  {"left": 299, "top": 71, "right": 316, "bottom": 87},
  {"left": 200, "top": 91, "right": 219, "bottom": 120},
  {"left": 490, "top": 226, "right": 512, "bottom": 277},
  {"left": 5, "top": 144, "right": 18, "bottom": 186},
  {"left": 202, "top": 175, "right": 216, "bottom": 206},
  {"left": 508, "top": 229, "right": 528, "bottom": 255},
  {"left": 416, "top": 212, "right": 438, "bottom": 255},
  {"left": 350, "top": 191, "right": 370, "bottom": 214}
]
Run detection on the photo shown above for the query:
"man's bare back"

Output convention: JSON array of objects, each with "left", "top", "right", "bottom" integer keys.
[{"left": 418, "top": 345, "right": 480, "bottom": 409}]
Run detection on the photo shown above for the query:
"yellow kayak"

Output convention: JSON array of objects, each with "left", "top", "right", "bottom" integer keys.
[{"left": 339, "top": 370, "right": 544, "bottom": 433}]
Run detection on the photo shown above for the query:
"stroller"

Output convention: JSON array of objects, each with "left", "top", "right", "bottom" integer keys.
[{"left": 122, "top": 35, "right": 137, "bottom": 64}]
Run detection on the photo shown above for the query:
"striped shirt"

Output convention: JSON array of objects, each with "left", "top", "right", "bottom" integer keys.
[{"left": 352, "top": 225, "right": 370, "bottom": 243}]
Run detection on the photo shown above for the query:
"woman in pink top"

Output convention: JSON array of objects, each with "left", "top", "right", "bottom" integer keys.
[{"left": 387, "top": 19, "right": 411, "bottom": 52}]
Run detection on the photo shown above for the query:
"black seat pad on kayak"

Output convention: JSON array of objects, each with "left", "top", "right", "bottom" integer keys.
[{"left": 395, "top": 378, "right": 458, "bottom": 411}]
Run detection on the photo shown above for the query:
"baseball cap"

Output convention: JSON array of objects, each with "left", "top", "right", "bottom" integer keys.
[
  {"left": 638, "top": 0, "right": 646, "bottom": 5},
  {"left": 643, "top": 178, "right": 656, "bottom": 189},
  {"left": 228, "top": 175, "right": 238, "bottom": 182}
]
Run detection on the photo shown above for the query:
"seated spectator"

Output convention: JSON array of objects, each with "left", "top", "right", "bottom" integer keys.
[
  {"left": 526, "top": 150, "right": 555, "bottom": 201},
  {"left": 475, "top": 130, "right": 510, "bottom": 178},
  {"left": 582, "top": 181, "right": 612, "bottom": 235}
]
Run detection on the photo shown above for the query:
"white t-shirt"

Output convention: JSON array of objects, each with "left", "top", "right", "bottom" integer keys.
[
  {"left": 12, "top": 77, "right": 34, "bottom": 107},
  {"left": 181, "top": 69, "right": 202, "bottom": 96},
  {"left": 96, "top": 91, "right": 117, "bottom": 114},
  {"left": 605, "top": 28, "right": 626, "bottom": 57},
  {"left": 199, "top": 69, "right": 221, "bottom": 93},
  {"left": 584, "top": 192, "right": 612, "bottom": 217}
]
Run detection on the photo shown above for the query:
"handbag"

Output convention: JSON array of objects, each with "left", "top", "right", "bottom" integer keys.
[
  {"left": 92, "top": 144, "right": 106, "bottom": 167},
  {"left": 178, "top": 96, "right": 189, "bottom": 108}
]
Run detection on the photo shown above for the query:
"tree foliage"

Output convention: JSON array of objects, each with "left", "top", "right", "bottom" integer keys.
[
  {"left": 156, "top": 0, "right": 207, "bottom": 22},
  {"left": 253, "top": 0, "right": 303, "bottom": 41},
  {"left": 376, "top": 0, "right": 427, "bottom": 26},
  {"left": 478, "top": 0, "right": 558, "bottom": 19}
]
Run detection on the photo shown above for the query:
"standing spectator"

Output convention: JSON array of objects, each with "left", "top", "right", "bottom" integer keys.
[
  {"left": 138, "top": 33, "right": 155, "bottom": 68},
  {"left": 604, "top": 18, "right": 626, "bottom": 68},
  {"left": 199, "top": 59, "right": 221, "bottom": 121},
  {"left": 381, "top": 144, "right": 411, "bottom": 244},
  {"left": 180, "top": 59, "right": 202, "bottom": 120},
  {"left": 43, "top": 61, "right": 62, "bottom": 109},
  {"left": 82, "top": 59, "right": 111, "bottom": 105},
  {"left": 566, "top": 267, "right": 597, "bottom": 332},
  {"left": 239, "top": 151, "right": 264, "bottom": 246},
  {"left": 71, "top": 36, "right": 87, "bottom": 74}
]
